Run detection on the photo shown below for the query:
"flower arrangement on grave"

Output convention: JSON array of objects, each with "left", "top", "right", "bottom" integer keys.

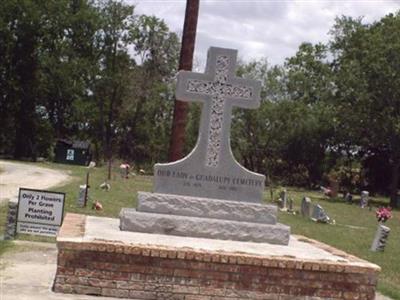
[{"left": 375, "top": 207, "right": 392, "bottom": 223}]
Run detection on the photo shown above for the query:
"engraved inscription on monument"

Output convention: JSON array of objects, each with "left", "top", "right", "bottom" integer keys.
[{"left": 154, "top": 47, "right": 265, "bottom": 202}]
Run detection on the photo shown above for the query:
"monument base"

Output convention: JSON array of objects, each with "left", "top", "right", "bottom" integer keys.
[
  {"left": 54, "top": 214, "right": 380, "bottom": 300},
  {"left": 120, "top": 208, "right": 290, "bottom": 245},
  {"left": 120, "top": 192, "right": 290, "bottom": 245}
]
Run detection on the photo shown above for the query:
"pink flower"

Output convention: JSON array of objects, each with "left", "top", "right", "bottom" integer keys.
[{"left": 376, "top": 207, "right": 392, "bottom": 223}]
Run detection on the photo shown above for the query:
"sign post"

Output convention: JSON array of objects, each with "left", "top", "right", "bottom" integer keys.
[{"left": 16, "top": 188, "right": 65, "bottom": 237}]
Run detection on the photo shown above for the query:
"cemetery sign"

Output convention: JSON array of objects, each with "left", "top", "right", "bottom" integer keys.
[{"left": 17, "top": 188, "right": 65, "bottom": 237}]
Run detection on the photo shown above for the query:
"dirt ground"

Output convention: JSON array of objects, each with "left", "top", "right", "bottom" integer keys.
[{"left": 0, "top": 160, "right": 70, "bottom": 204}]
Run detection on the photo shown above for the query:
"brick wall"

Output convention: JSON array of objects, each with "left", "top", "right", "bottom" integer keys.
[{"left": 53, "top": 214, "right": 379, "bottom": 300}]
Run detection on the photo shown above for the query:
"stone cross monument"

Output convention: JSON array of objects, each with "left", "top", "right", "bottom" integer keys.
[
  {"left": 154, "top": 47, "right": 265, "bottom": 202},
  {"left": 120, "top": 47, "right": 290, "bottom": 245}
]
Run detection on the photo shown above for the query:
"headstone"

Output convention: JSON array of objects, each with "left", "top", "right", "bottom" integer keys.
[
  {"left": 370, "top": 224, "right": 390, "bottom": 252},
  {"left": 301, "top": 197, "right": 312, "bottom": 218},
  {"left": 360, "top": 191, "right": 369, "bottom": 208},
  {"left": 120, "top": 47, "right": 290, "bottom": 245},
  {"left": 288, "top": 198, "right": 294, "bottom": 212},
  {"left": 279, "top": 189, "right": 288, "bottom": 209},
  {"left": 344, "top": 192, "right": 353, "bottom": 204},
  {"left": 154, "top": 47, "right": 264, "bottom": 203},
  {"left": 77, "top": 185, "right": 87, "bottom": 207},
  {"left": 311, "top": 204, "right": 330, "bottom": 223}
]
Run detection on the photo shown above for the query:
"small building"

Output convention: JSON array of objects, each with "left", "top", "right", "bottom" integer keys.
[{"left": 54, "top": 139, "right": 91, "bottom": 166}]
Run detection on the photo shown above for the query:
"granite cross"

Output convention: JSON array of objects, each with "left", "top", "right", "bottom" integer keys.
[
  {"left": 154, "top": 47, "right": 264, "bottom": 202},
  {"left": 176, "top": 47, "right": 261, "bottom": 167}
]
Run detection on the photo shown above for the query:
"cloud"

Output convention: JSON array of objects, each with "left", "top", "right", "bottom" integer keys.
[{"left": 128, "top": 0, "right": 399, "bottom": 67}]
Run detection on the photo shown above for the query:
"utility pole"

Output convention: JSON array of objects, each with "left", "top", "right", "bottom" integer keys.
[{"left": 168, "top": 0, "right": 199, "bottom": 162}]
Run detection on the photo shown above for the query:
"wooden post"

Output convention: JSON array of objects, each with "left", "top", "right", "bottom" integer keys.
[
  {"left": 84, "top": 172, "right": 89, "bottom": 207},
  {"left": 168, "top": 0, "right": 200, "bottom": 162}
]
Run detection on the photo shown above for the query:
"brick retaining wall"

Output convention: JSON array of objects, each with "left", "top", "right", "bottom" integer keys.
[{"left": 53, "top": 214, "right": 380, "bottom": 300}]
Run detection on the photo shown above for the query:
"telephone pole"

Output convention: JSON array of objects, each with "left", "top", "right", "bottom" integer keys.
[{"left": 168, "top": 0, "right": 199, "bottom": 162}]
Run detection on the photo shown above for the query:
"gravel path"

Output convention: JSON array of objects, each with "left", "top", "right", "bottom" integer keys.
[{"left": 0, "top": 160, "right": 71, "bottom": 204}]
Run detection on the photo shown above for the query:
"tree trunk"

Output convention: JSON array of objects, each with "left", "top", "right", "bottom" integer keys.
[
  {"left": 13, "top": 30, "right": 38, "bottom": 160},
  {"left": 168, "top": 0, "right": 199, "bottom": 162},
  {"left": 389, "top": 157, "right": 400, "bottom": 208}
]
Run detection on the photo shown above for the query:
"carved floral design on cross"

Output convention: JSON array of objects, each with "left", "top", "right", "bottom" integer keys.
[{"left": 176, "top": 47, "right": 261, "bottom": 168}]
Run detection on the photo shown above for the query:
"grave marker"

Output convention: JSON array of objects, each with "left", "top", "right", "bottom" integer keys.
[
  {"left": 154, "top": 47, "right": 265, "bottom": 203},
  {"left": 360, "top": 191, "right": 369, "bottom": 208},
  {"left": 311, "top": 204, "right": 330, "bottom": 223},
  {"left": 371, "top": 224, "right": 390, "bottom": 252},
  {"left": 279, "top": 189, "right": 288, "bottom": 209},
  {"left": 120, "top": 46, "right": 290, "bottom": 245},
  {"left": 301, "top": 197, "right": 312, "bottom": 217}
]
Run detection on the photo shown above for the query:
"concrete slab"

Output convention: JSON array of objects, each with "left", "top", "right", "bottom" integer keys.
[{"left": 86, "top": 216, "right": 360, "bottom": 264}]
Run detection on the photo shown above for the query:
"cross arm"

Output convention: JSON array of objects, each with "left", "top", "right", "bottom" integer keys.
[
  {"left": 226, "top": 77, "right": 262, "bottom": 109},
  {"left": 176, "top": 71, "right": 212, "bottom": 103}
]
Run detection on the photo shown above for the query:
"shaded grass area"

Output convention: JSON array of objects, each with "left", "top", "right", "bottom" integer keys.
[{"left": 0, "top": 161, "right": 399, "bottom": 298}]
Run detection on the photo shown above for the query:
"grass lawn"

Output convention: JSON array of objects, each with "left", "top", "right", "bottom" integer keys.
[
  {"left": 0, "top": 161, "right": 399, "bottom": 298},
  {"left": 273, "top": 187, "right": 400, "bottom": 299}
]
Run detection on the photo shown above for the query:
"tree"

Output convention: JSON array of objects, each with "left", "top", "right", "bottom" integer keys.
[
  {"left": 89, "top": 0, "right": 136, "bottom": 177},
  {"left": 117, "top": 15, "right": 179, "bottom": 165},
  {"left": 0, "top": 0, "right": 102, "bottom": 159},
  {"left": 39, "top": 0, "right": 101, "bottom": 140},
  {"left": 331, "top": 13, "right": 400, "bottom": 206},
  {"left": 0, "top": 0, "right": 45, "bottom": 160},
  {"left": 284, "top": 42, "right": 337, "bottom": 185}
]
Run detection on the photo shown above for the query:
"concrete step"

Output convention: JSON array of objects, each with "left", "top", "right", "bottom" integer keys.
[
  {"left": 120, "top": 208, "right": 290, "bottom": 245},
  {"left": 137, "top": 192, "right": 277, "bottom": 225}
]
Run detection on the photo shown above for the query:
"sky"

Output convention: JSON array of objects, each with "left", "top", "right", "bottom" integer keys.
[{"left": 127, "top": 0, "right": 399, "bottom": 67}]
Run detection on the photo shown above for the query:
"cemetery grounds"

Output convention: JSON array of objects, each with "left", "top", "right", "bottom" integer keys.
[{"left": 0, "top": 162, "right": 399, "bottom": 299}]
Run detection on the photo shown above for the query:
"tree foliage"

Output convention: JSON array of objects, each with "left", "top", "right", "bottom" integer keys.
[
  {"left": 0, "top": 2, "right": 398, "bottom": 205},
  {"left": 0, "top": 0, "right": 179, "bottom": 166},
  {"left": 330, "top": 12, "right": 400, "bottom": 206}
]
